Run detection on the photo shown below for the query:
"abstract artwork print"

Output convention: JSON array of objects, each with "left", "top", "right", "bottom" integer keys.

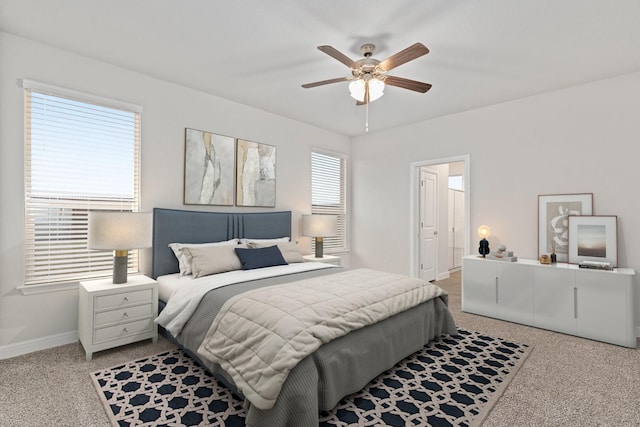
[
  {"left": 236, "top": 139, "right": 276, "bottom": 207},
  {"left": 538, "top": 193, "right": 593, "bottom": 262},
  {"left": 184, "top": 128, "right": 235, "bottom": 205}
]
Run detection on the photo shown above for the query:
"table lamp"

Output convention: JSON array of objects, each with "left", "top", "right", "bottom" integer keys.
[
  {"left": 88, "top": 211, "right": 152, "bottom": 284},
  {"left": 302, "top": 214, "right": 337, "bottom": 258},
  {"left": 477, "top": 225, "right": 491, "bottom": 258}
]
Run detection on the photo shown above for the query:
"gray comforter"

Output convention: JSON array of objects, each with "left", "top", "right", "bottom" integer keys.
[{"left": 168, "top": 267, "right": 457, "bottom": 427}]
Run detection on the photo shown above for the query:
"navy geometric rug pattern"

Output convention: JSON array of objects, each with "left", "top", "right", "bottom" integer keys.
[{"left": 91, "top": 329, "right": 530, "bottom": 427}]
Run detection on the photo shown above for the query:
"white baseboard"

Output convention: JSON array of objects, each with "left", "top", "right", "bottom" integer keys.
[
  {"left": 436, "top": 271, "right": 451, "bottom": 281},
  {"left": 0, "top": 330, "right": 78, "bottom": 360}
]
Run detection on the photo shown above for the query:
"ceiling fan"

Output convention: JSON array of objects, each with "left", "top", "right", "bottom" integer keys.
[{"left": 302, "top": 42, "right": 432, "bottom": 105}]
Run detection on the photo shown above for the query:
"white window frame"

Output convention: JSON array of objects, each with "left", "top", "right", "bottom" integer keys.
[
  {"left": 20, "top": 80, "right": 142, "bottom": 294},
  {"left": 310, "top": 149, "right": 348, "bottom": 254}
]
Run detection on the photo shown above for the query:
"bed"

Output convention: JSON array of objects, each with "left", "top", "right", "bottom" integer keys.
[{"left": 151, "top": 207, "right": 457, "bottom": 427}]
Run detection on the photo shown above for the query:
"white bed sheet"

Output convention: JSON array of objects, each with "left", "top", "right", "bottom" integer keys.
[{"left": 157, "top": 273, "right": 191, "bottom": 302}]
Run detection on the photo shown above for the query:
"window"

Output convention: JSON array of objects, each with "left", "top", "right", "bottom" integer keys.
[
  {"left": 311, "top": 151, "right": 347, "bottom": 253},
  {"left": 23, "top": 81, "right": 141, "bottom": 286},
  {"left": 448, "top": 175, "right": 463, "bottom": 191}
]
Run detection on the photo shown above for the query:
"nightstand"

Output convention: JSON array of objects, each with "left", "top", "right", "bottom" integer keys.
[
  {"left": 78, "top": 275, "right": 158, "bottom": 361},
  {"left": 303, "top": 254, "right": 341, "bottom": 266}
]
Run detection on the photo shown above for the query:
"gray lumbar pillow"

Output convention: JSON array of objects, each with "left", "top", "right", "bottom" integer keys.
[
  {"left": 184, "top": 244, "right": 247, "bottom": 278},
  {"left": 248, "top": 241, "right": 305, "bottom": 263}
]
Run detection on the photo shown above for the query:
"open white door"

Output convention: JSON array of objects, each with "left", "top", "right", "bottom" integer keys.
[{"left": 419, "top": 168, "right": 437, "bottom": 281}]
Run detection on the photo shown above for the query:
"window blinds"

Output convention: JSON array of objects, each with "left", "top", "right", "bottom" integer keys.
[
  {"left": 24, "top": 87, "right": 141, "bottom": 285},
  {"left": 311, "top": 151, "right": 347, "bottom": 252}
]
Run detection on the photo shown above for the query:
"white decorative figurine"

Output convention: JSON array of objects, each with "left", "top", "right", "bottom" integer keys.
[{"left": 487, "top": 244, "right": 517, "bottom": 262}]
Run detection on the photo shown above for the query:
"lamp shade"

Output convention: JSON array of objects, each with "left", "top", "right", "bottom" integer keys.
[
  {"left": 477, "top": 225, "right": 491, "bottom": 239},
  {"left": 302, "top": 214, "right": 337, "bottom": 238},
  {"left": 88, "top": 211, "right": 152, "bottom": 250}
]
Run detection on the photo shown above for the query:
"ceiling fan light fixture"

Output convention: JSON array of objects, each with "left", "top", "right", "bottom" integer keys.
[
  {"left": 368, "top": 78, "right": 385, "bottom": 102},
  {"left": 349, "top": 78, "right": 385, "bottom": 103},
  {"left": 348, "top": 79, "right": 366, "bottom": 102}
]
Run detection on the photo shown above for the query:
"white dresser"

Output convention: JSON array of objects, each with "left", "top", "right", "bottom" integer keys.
[
  {"left": 462, "top": 256, "right": 637, "bottom": 348},
  {"left": 78, "top": 275, "right": 158, "bottom": 360}
]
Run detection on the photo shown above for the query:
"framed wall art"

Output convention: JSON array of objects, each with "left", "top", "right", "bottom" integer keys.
[
  {"left": 538, "top": 193, "right": 593, "bottom": 262},
  {"left": 568, "top": 215, "right": 617, "bottom": 267},
  {"left": 183, "top": 128, "right": 235, "bottom": 206},
  {"left": 236, "top": 139, "right": 276, "bottom": 207}
]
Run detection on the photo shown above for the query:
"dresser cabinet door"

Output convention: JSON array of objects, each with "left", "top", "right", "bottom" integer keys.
[
  {"left": 576, "top": 270, "right": 632, "bottom": 347},
  {"left": 496, "top": 263, "right": 533, "bottom": 324},
  {"left": 462, "top": 258, "right": 498, "bottom": 317},
  {"left": 533, "top": 268, "right": 576, "bottom": 335}
]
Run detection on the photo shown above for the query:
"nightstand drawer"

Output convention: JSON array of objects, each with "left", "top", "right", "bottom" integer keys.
[
  {"left": 94, "top": 303, "right": 153, "bottom": 327},
  {"left": 94, "top": 318, "right": 154, "bottom": 344},
  {"left": 95, "top": 289, "right": 153, "bottom": 310}
]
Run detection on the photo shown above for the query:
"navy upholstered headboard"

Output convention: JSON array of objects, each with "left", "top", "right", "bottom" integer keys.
[{"left": 151, "top": 208, "right": 292, "bottom": 278}]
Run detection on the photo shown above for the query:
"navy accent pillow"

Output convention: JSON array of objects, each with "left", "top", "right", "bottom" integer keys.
[{"left": 234, "top": 245, "right": 288, "bottom": 270}]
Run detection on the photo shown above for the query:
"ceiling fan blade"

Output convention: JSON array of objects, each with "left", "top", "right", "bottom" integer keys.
[
  {"left": 301, "top": 77, "right": 349, "bottom": 89},
  {"left": 378, "top": 43, "right": 429, "bottom": 71},
  {"left": 317, "top": 45, "right": 359, "bottom": 69},
  {"left": 384, "top": 76, "right": 432, "bottom": 93}
]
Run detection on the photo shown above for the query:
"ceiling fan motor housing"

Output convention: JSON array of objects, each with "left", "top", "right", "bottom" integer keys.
[
  {"left": 353, "top": 57, "right": 383, "bottom": 81},
  {"left": 360, "top": 43, "right": 376, "bottom": 57}
]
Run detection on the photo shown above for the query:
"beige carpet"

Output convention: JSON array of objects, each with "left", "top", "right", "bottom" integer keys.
[{"left": 1, "top": 271, "right": 638, "bottom": 426}]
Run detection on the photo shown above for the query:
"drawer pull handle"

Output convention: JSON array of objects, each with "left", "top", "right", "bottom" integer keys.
[
  {"left": 122, "top": 328, "right": 128, "bottom": 334},
  {"left": 123, "top": 312, "right": 128, "bottom": 318},
  {"left": 123, "top": 297, "right": 129, "bottom": 302}
]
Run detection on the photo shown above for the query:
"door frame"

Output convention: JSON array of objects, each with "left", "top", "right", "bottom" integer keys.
[{"left": 409, "top": 155, "right": 471, "bottom": 279}]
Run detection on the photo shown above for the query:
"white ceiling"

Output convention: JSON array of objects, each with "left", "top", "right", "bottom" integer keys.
[{"left": 2, "top": 0, "right": 640, "bottom": 136}]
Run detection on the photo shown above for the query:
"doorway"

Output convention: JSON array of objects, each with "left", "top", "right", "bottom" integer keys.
[{"left": 409, "top": 155, "right": 470, "bottom": 280}]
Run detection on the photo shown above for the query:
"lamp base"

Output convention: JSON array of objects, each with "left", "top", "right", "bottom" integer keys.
[
  {"left": 478, "top": 238, "right": 490, "bottom": 258},
  {"left": 315, "top": 237, "right": 324, "bottom": 259},
  {"left": 113, "top": 250, "right": 129, "bottom": 284}
]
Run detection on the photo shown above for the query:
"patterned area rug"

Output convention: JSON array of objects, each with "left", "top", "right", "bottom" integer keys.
[{"left": 92, "top": 329, "right": 530, "bottom": 427}]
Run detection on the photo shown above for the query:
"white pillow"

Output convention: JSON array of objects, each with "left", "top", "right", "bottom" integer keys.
[
  {"left": 247, "top": 241, "right": 304, "bottom": 263},
  {"left": 240, "top": 236, "right": 290, "bottom": 245},
  {"left": 169, "top": 239, "right": 239, "bottom": 276}
]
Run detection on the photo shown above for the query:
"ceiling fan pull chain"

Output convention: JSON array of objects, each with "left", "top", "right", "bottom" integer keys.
[{"left": 365, "top": 97, "right": 369, "bottom": 132}]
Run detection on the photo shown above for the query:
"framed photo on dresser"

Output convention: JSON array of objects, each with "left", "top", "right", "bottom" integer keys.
[
  {"left": 568, "top": 215, "right": 617, "bottom": 267},
  {"left": 538, "top": 193, "right": 593, "bottom": 262}
]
